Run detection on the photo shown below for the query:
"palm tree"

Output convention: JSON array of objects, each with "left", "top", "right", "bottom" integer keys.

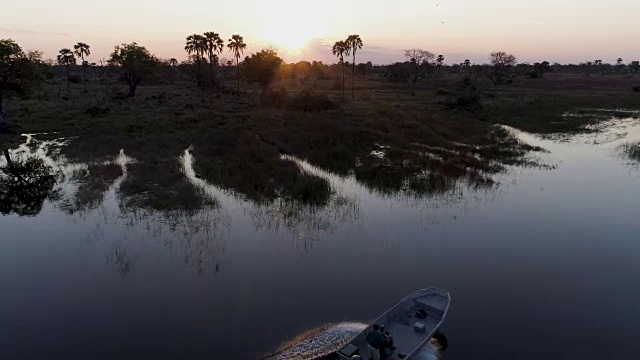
[
  {"left": 57, "top": 48, "right": 76, "bottom": 93},
  {"left": 332, "top": 40, "right": 348, "bottom": 101},
  {"left": 73, "top": 42, "right": 91, "bottom": 92},
  {"left": 185, "top": 34, "right": 206, "bottom": 87},
  {"left": 227, "top": 35, "right": 247, "bottom": 92},
  {"left": 345, "top": 35, "right": 363, "bottom": 100},
  {"left": 203, "top": 32, "right": 224, "bottom": 86}
]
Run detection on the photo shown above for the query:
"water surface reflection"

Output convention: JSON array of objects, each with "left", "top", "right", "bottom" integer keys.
[{"left": 3, "top": 117, "right": 640, "bottom": 359}]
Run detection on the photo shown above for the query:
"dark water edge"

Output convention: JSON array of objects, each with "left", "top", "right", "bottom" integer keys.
[{"left": 2, "top": 117, "right": 640, "bottom": 359}]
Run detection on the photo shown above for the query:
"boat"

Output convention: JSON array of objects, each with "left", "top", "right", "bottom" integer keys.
[{"left": 335, "top": 287, "right": 451, "bottom": 360}]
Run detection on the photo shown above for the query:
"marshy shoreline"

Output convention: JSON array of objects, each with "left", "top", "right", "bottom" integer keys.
[{"left": 2, "top": 72, "right": 640, "bottom": 207}]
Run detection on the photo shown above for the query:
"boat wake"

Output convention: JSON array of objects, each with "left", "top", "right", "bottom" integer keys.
[{"left": 266, "top": 322, "right": 443, "bottom": 360}]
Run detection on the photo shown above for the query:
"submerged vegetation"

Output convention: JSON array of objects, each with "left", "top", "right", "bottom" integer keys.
[{"left": 621, "top": 142, "right": 640, "bottom": 163}]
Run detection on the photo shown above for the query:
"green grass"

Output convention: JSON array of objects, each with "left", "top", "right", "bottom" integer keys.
[
  {"left": 3, "top": 73, "right": 638, "bottom": 205},
  {"left": 118, "top": 159, "right": 216, "bottom": 213}
]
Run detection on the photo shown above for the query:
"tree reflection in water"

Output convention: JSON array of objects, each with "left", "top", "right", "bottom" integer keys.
[
  {"left": 182, "top": 149, "right": 362, "bottom": 254},
  {"left": 0, "top": 155, "right": 60, "bottom": 216},
  {"left": 3, "top": 133, "right": 529, "bottom": 277},
  {"left": 58, "top": 163, "right": 124, "bottom": 215},
  {"left": 105, "top": 242, "right": 139, "bottom": 278},
  {"left": 116, "top": 208, "right": 230, "bottom": 276}
]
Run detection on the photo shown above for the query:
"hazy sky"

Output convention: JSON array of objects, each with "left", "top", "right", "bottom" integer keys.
[{"left": 1, "top": 0, "right": 639, "bottom": 65}]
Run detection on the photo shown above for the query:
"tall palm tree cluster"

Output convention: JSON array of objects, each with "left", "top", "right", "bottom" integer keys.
[
  {"left": 57, "top": 43, "right": 91, "bottom": 93},
  {"left": 185, "top": 33, "right": 246, "bottom": 90},
  {"left": 332, "top": 35, "right": 363, "bottom": 101}
]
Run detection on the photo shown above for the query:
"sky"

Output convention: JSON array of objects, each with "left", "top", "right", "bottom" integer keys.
[{"left": 1, "top": 0, "right": 639, "bottom": 65}]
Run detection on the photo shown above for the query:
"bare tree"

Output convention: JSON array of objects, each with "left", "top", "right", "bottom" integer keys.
[{"left": 404, "top": 49, "right": 435, "bottom": 95}]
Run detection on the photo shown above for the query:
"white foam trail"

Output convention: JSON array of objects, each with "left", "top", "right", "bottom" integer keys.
[
  {"left": 273, "top": 322, "right": 366, "bottom": 360},
  {"left": 273, "top": 322, "right": 440, "bottom": 360}
]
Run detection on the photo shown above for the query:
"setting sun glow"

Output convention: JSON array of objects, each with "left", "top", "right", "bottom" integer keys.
[{"left": 256, "top": 0, "right": 336, "bottom": 49}]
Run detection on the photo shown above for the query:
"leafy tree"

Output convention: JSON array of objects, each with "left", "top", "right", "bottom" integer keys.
[
  {"left": 386, "top": 62, "right": 410, "bottom": 83},
  {"left": 203, "top": 32, "right": 224, "bottom": 86},
  {"left": 0, "top": 39, "right": 46, "bottom": 169},
  {"left": 436, "top": 55, "right": 444, "bottom": 76},
  {"left": 356, "top": 63, "right": 368, "bottom": 78},
  {"left": 405, "top": 49, "right": 435, "bottom": 95},
  {"left": 227, "top": 35, "right": 247, "bottom": 92},
  {"left": 463, "top": 59, "right": 472, "bottom": 76},
  {"left": 345, "top": 35, "right": 363, "bottom": 100},
  {"left": 108, "top": 42, "right": 160, "bottom": 96},
  {"left": 73, "top": 42, "right": 91, "bottom": 91},
  {"left": 332, "top": 40, "right": 348, "bottom": 100},
  {"left": 529, "top": 61, "right": 550, "bottom": 78},
  {"left": 581, "top": 61, "right": 593, "bottom": 76},
  {"left": 631, "top": 61, "right": 640, "bottom": 74},
  {"left": 242, "top": 49, "right": 283, "bottom": 95},
  {"left": 616, "top": 58, "right": 624, "bottom": 74},
  {"left": 57, "top": 48, "right": 76, "bottom": 92},
  {"left": 291, "top": 61, "right": 313, "bottom": 82},
  {"left": 311, "top": 61, "right": 326, "bottom": 79},
  {"left": 168, "top": 58, "right": 178, "bottom": 83},
  {"left": 488, "top": 51, "right": 517, "bottom": 85}
]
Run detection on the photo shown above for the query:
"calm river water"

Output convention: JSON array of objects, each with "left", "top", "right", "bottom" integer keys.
[{"left": 2, "top": 117, "right": 640, "bottom": 359}]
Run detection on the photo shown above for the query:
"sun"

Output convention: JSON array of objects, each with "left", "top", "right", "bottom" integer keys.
[{"left": 256, "top": 0, "right": 335, "bottom": 49}]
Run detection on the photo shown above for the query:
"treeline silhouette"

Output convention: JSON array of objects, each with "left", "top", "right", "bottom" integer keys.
[{"left": 2, "top": 35, "right": 640, "bottom": 110}]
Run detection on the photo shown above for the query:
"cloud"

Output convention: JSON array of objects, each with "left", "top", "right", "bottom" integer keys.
[{"left": 0, "top": 27, "right": 71, "bottom": 37}]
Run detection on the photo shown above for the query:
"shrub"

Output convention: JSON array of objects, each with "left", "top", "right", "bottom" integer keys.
[
  {"left": 261, "top": 87, "right": 338, "bottom": 112},
  {"left": 261, "top": 87, "right": 288, "bottom": 108},
  {"left": 67, "top": 74, "right": 82, "bottom": 84},
  {"left": 632, "top": 86, "right": 640, "bottom": 93},
  {"left": 85, "top": 106, "right": 111, "bottom": 117},
  {"left": 145, "top": 92, "right": 170, "bottom": 106},
  {"left": 110, "top": 90, "right": 128, "bottom": 102},
  {"left": 287, "top": 89, "right": 337, "bottom": 112},
  {"left": 442, "top": 77, "right": 483, "bottom": 112}
]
